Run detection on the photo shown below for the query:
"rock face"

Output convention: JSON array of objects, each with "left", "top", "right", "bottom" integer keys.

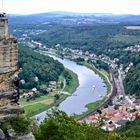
[
  {"left": 0, "top": 16, "right": 8, "bottom": 37},
  {"left": 0, "top": 14, "right": 25, "bottom": 139},
  {"left": 0, "top": 15, "right": 21, "bottom": 108},
  {"left": 0, "top": 16, "right": 18, "bottom": 92}
]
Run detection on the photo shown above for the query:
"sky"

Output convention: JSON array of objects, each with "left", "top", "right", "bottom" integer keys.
[{"left": 1, "top": 0, "right": 140, "bottom": 15}]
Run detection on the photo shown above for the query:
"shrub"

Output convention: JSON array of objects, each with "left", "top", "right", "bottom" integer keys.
[{"left": 10, "top": 115, "right": 31, "bottom": 135}]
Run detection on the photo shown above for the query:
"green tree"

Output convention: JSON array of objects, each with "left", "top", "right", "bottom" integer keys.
[
  {"left": 54, "top": 94, "right": 60, "bottom": 102},
  {"left": 33, "top": 110, "right": 129, "bottom": 140}
]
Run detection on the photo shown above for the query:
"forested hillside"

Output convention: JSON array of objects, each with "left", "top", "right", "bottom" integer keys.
[
  {"left": 23, "top": 22, "right": 140, "bottom": 97},
  {"left": 18, "top": 45, "right": 64, "bottom": 89},
  {"left": 9, "top": 14, "right": 140, "bottom": 97},
  {"left": 124, "top": 64, "right": 140, "bottom": 98}
]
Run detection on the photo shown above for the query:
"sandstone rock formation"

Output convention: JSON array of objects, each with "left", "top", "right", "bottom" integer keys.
[
  {"left": 0, "top": 16, "right": 18, "bottom": 92},
  {"left": 0, "top": 14, "right": 26, "bottom": 140},
  {"left": 0, "top": 14, "right": 23, "bottom": 110}
]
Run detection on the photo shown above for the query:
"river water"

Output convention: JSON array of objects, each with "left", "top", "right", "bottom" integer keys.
[{"left": 35, "top": 55, "right": 106, "bottom": 121}]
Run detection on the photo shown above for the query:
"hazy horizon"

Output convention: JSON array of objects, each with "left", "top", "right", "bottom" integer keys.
[
  {"left": 6, "top": 11, "right": 140, "bottom": 16},
  {"left": 1, "top": 0, "right": 140, "bottom": 15}
]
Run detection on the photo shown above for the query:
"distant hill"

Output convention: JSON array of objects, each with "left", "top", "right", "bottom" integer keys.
[{"left": 7, "top": 11, "right": 140, "bottom": 25}]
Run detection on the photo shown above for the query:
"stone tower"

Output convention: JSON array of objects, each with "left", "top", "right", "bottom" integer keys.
[{"left": 0, "top": 14, "right": 23, "bottom": 125}]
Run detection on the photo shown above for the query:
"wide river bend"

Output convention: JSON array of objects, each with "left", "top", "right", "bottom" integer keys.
[{"left": 35, "top": 56, "right": 106, "bottom": 121}]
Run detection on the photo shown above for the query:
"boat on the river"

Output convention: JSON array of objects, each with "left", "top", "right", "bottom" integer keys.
[{"left": 92, "top": 85, "right": 96, "bottom": 90}]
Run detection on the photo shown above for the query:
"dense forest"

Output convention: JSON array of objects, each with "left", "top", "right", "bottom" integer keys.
[
  {"left": 18, "top": 45, "right": 64, "bottom": 89},
  {"left": 30, "top": 24, "right": 140, "bottom": 55},
  {"left": 124, "top": 64, "right": 140, "bottom": 98}
]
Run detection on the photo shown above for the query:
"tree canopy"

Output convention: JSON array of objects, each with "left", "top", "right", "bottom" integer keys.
[
  {"left": 18, "top": 45, "right": 64, "bottom": 89},
  {"left": 33, "top": 110, "right": 140, "bottom": 140}
]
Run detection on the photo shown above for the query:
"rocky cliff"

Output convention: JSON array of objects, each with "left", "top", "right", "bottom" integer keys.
[
  {"left": 0, "top": 37, "right": 18, "bottom": 91},
  {"left": 0, "top": 16, "right": 18, "bottom": 92},
  {"left": 0, "top": 15, "right": 22, "bottom": 111},
  {"left": 0, "top": 14, "right": 35, "bottom": 140}
]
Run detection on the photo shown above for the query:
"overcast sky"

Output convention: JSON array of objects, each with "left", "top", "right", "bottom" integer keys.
[{"left": 1, "top": 0, "right": 140, "bottom": 15}]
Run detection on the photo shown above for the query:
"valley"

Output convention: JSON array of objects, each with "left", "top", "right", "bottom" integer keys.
[{"left": 2, "top": 12, "right": 140, "bottom": 139}]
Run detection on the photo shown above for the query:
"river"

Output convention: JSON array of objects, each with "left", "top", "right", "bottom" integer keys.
[{"left": 35, "top": 55, "right": 106, "bottom": 122}]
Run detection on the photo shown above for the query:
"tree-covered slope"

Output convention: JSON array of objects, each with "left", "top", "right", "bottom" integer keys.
[
  {"left": 124, "top": 64, "right": 140, "bottom": 98},
  {"left": 18, "top": 46, "right": 64, "bottom": 89},
  {"left": 9, "top": 14, "right": 140, "bottom": 97}
]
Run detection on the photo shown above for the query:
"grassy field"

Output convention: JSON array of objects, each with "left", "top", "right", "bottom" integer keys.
[
  {"left": 20, "top": 68, "right": 78, "bottom": 117},
  {"left": 20, "top": 95, "right": 53, "bottom": 106},
  {"left": 86, "top": 100, "right": 102, "bottom": 111},
  {"left": 23, "top": 95, "right": 67, "bottom": 117}
]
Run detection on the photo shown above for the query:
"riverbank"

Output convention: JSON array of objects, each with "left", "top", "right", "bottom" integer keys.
[
  {"left": 20, "top": 68, "right": 79, "bottom": 117},
  {"left": 64, "top": 68, "right": 79, "bottom": 93},
  {"left": 47, "top": 52, "right": 111, "bottom": 115},
  {"left": 31, "top": 51, "right": 108, "bottom": 117},
  {"left": 74, "top": 61, "right": 112, "bottom": 120},
  {"left": 83, "top": 62, "right": 112, "bottom": 94}
]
